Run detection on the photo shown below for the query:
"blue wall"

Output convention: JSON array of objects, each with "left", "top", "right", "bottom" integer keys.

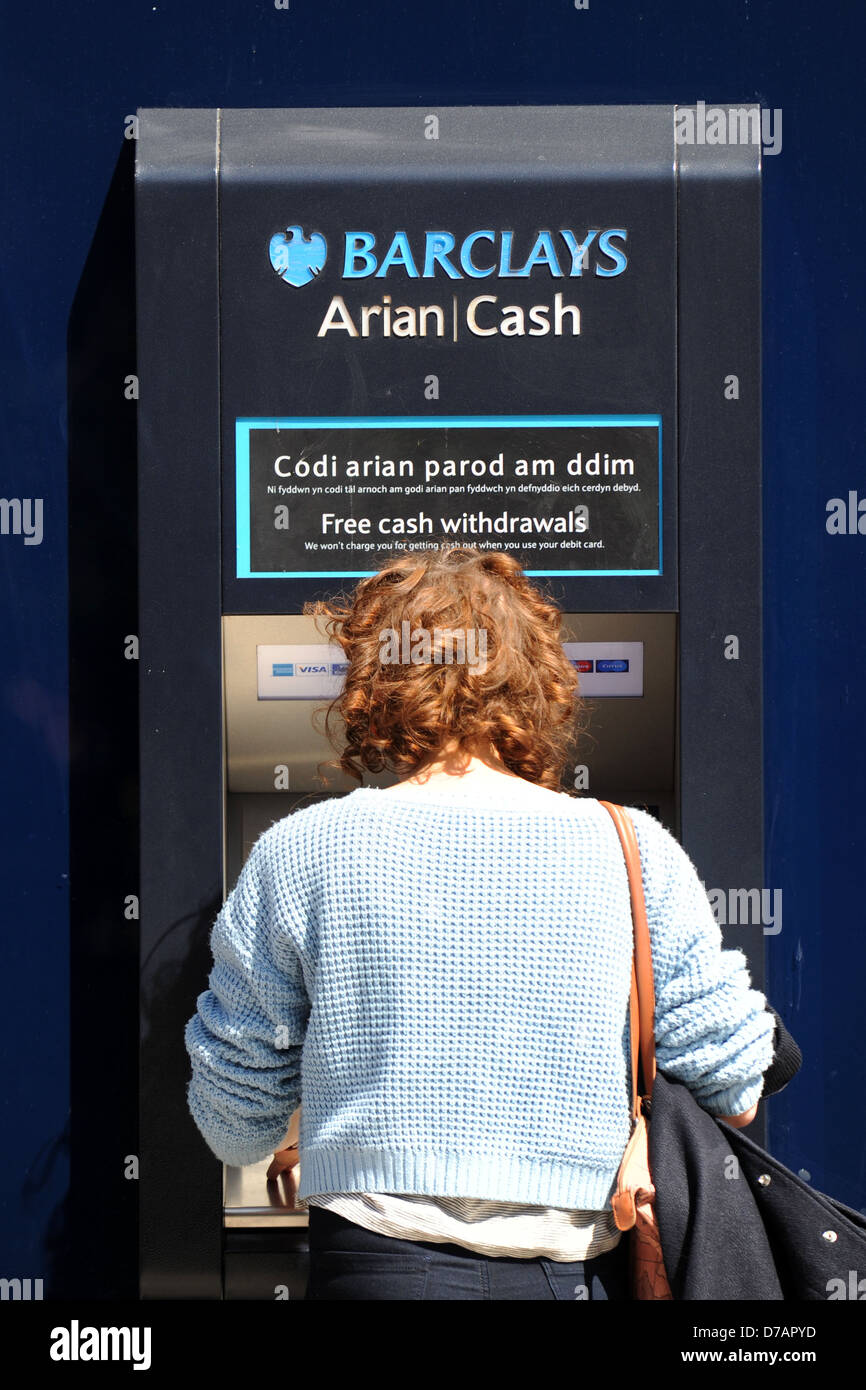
[{"left": 1, "top": 0, "right": 863, "bottom": 1287}]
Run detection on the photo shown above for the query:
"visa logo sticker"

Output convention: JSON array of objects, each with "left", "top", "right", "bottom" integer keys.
[{"left": 258, "top": 644, "right": 348, "bottom": 700}]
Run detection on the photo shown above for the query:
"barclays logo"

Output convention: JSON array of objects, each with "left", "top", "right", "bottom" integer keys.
[
  {"left": 269, "top": 225, "right": 629, "bottom": 286},
  {"left": 269, "top": 225, "right": 327, "bottom": 286}
]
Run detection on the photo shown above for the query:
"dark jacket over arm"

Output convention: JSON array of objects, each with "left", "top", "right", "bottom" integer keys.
[{"left": 651, "top": 1007, "right": 866, "bottom": 1299}]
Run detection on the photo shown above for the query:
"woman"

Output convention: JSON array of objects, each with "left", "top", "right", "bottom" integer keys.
[{"left": 184, "top": 545, "right": 776, "bottom": 1301}]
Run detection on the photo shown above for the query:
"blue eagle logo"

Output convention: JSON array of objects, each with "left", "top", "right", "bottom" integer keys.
[{"left": 268, "top": 225, "right": 327, "bottom": 286}]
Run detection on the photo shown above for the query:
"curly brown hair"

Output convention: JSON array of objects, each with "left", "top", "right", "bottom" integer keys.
[{"left": 304, "top": 545, "right": 583, "bottom": 791}]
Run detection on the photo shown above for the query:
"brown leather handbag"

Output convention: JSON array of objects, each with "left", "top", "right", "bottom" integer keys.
[{"left": 599, "top": 801, "right": 674, "bottom": 1300}]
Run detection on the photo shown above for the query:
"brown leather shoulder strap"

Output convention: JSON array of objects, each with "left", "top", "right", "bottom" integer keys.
[{"left": 598, "top": 801, "right": 657, "bottom": 1106}]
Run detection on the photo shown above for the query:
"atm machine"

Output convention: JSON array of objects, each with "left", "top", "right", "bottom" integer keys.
[{"left": 136, "top": 106, "right": 762, "bottom": 1298}]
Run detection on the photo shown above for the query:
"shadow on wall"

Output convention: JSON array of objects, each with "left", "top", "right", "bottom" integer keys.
[{"left": 45, "top": 135, "right": 141, "bottom": 1298}]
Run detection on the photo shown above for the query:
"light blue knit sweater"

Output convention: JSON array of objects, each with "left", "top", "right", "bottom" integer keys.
[{"left": 184, "top": 789, "right": 776, "bottom": 1211}]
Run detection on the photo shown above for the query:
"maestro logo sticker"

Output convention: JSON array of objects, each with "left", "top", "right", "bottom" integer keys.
[{"left": 268, "top": 225, "right": 327, "bottom": 286}]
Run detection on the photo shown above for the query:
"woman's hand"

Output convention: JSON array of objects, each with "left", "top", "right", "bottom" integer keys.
[
  {"left": 718, "top": 1102, "right": 759, "bottom": 1128},
  {"left": 266, "top": 1144, "right": 300, "bottom": 1180},
  {"left": 267, "top": 1108, "right": 301, "bottom": 1179}
]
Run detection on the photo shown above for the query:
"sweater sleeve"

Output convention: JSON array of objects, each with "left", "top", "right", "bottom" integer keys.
[
  {"left": 627, "top": 807, "right": 776, "bottom": 1119},
  {"left": 184, "top": 825, "right": 311, "bottom": 1167}
]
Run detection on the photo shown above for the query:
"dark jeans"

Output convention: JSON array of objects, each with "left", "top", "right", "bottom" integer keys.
[{"left": 305, "top": 1205, "right": 629, "bottom": 1301}]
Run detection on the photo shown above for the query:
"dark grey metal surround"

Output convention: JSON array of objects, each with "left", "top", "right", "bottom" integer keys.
[{"left": 136, "top": 106, "right": 762, "bottom": 1297}]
